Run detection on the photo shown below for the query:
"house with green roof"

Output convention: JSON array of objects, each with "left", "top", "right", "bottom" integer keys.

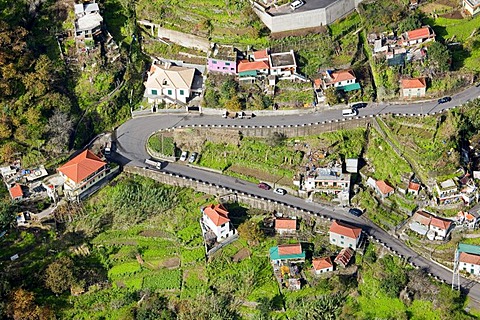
[{"left": 269, "top": 243, "right": 305, "bottom": 264}]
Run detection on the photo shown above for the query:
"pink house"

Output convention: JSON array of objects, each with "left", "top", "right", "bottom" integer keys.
[{"left": 207, "top": 44, "right": 238, "bottom": 74}]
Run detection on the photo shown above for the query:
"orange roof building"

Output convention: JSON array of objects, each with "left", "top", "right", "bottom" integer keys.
[
  {"left": 58, "top": 149, "right": 108, "bottom": 200},
  {"left": 406, "top": 26, "right": 435, "bottom": 41},
  {"left": 331, "top": 69, "right": 356, "bottom": 83},
  {"left": 253, "top": 49, "right": 269, "bottom": 61},
  {"left": 329, "top": 221, "right": 362, "bottom": 250},
  {"left": 201, "top": 203, "right": 236, "bottom": 242},
  {"left": 375, "top": 180, "right": 394, "bottom": 197},
  {"left": 430, "top": 216, "right": 452, "bottom": 231},
  {"left": 202, "top": 204, "right": 230, "bottom": 227},
  {"left": 269, "top": 243, "right": 306, "bottom": 262},
  {"left": 313, "top": 257, "right": 334, "bottom": 274},
  {"left": 237, "top": 60, "right": 269, "bottom": 73},
  {"left": 275, "top": 218, "right": 297, "bottom": 233},
  {"left": 9, "top": 184, "right": 23, "bottom": 200},
  {"left": 401, "top": 78, "right": 426, "bottom": 89},
  {"left": 460, "top": 252, "right": 480, "bottom": 266},
  {"left": 58, "top": 149, "right": 106, "bottom": 184}
]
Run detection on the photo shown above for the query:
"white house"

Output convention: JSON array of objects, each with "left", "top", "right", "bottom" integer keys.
[
  {"left": 436, "top": 179, "right": 460, "bottom": 204},
  {"left": 274, "top": 218, "right": 297, "bottom": 235},
  {"left": 460, "top": 252, "right": 480, "bottom": 275},
  {"left": 319, "top": 69, "right": 360, "bottom": 92},
  {"left": 329, "top": 221, "right": 362, "bottom": 250},
  {"left": 268, "top": 50, "right": 297, "bottom": 77},
  {"left": 463, "top": 0, "right": 480, "bottom": 16},
  {"left": 312, "top": 257, "right": 333, "bottom": 275},
  {"left": 144, "top": 61, "right": 197, "bottom": 105},
  {"left": 400, "top": 78, "right": 426, "bottom": 99},
  {"left": 201, "top": 204, "right": 236, "bottom": 242},
  {"left": 430, "top": 216, "right": 453, "bottom": 240},
  {"left": 74, "top": 2, "right": 103, "bottom": 41},
  {"left": 375, "top": 180, "right": 394, "bottom": 199}
]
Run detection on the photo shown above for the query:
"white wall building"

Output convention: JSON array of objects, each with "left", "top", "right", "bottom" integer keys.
[
  {"left": 201, "top": 204, "right": 236, "bottom": 242},
  {"left": 329, "top": 220, "right": 362, "bottom": 250}
]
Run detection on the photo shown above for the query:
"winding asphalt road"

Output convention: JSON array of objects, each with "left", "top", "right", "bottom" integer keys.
[{"left": 114, "top": 84, "right": 480, "bottom": 301}]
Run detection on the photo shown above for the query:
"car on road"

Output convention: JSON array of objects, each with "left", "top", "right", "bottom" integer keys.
[
  {"left": 290, "top": 0, "right": 305, "bottom": 10},
  {"left": 273, "top": 188, "right": 287, "bottom": 195},
  {"left": 352, "top": 102, "right": 368, "bottom": 110},
  {"left": 188, "top": 152, "right": 198, "bottom": 163},
  {"left": 438, "top": 96, "right": 452, "bottom": 104},
  {"left": 342, "top": 108, "right": 358, "bottom": 117},
  {"left": 258, "top": 182, "right": 271, "bottom": 190},
  {"left": 180, "top": 151, "right": 188, "bottom": 161},
  {"left": 348, "top": 208, "right": 363, "bottom": 217}
]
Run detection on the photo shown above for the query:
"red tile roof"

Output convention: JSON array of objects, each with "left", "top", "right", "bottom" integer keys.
[
  {"left": 312, "top": 257, "right": 333, "bottom": 271},
  {"left": 335, "top": 247, "right": 354, "bottom": 267},
  {"left": 329, "top": 221, "right": 362, "bottom": 239},
  {"left": 275, "top": 218, "right": 297, "bottom": 230},
  {"left": 238, "top": 60, "right": 269, "bottom": 72},
  {"left": 401, "top": 78, "right": 426, "bottom": 89},
  {"left": 253, "top": 49, "right": 269, "bottom": 60},
  {"left": 9, "top": 184, "right": 23, "bottom": 199},
  {"left": 408, "top": 181, "right": 421, "bottom": 191},
  {"left": 58, "top": 149, "right": 106, "bottom": 184},
  {"left": 332, "top": 70, "right": 356, "bottom": 83},
  {"left": 376, "top": 180, "right": 394, "bottom": 195},
  {"left": 203, "top": 204, "right": 230, "bottom": 226},
  {"left": 278, "top": 243, "right": 302, "bottom": 256},
  {"left": 430, "top": 216, "right": 452, "bottom": 230},
  {"left": 460, "top": 252, "right": 480, "bottom": 265},
  {"left": 407, "top": 27, "right": 432, "bottom": 41}
]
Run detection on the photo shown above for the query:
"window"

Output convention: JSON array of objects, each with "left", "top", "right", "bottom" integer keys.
[
  {"left": 225, "top": 62, "right": 230, "bottom": 66},
  {"left": 180, "top": 90, "right": 184, "bottom": 95},
  {"left": 349, "top": 244, "right": 352, "bottom": 247},
  {"left": 340, "top": 235, "right": 344, "bottom": 239},
  {"left": 472, "top": 269, "right": 475, "bottom": 274},
  {"left": 332, "top": 239, "right": 336, "bottom": 242},
  {"left": 340, "top": 241, "right": 344, "bottom": 245},
  {"left": 151, "top": 89, "right": 158, "bottom": 95},
  {"left": 212, "top": 60, "right": 217, "bottom": 64},
  {"left": 231, "top": 68, "right": 234, "bottom": 71},
  {"left": 167, "top": 90, "right": 172, "bottom": 95}
]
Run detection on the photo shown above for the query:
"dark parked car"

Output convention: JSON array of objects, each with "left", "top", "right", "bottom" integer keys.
[
  {"left": 438, "top": 96, "right": 452, "bottom": 104},
  {"left": 352, "top": 102, "right": 368, "bottom": 110},
  {"left": 348, "top": 208, "right": 363, "bottom": 217},
  {"left": 258, "top": 182, "right": 271, "bottom": 190}
]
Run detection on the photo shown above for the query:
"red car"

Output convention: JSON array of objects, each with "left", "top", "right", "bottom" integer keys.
[{"left": 258, "top": 182, "right": 271, "bottom": 190}]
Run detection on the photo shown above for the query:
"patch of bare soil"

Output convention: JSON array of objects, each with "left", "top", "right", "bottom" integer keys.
[
  {"left": 232, "top": 248, "right": 251, "bottom": 262},
  {"left": 173, "top": 128, "right": 241, "bottom": 150},
  {"left": 441, "top": 11, "right": 463, "bottom": 19},
  {"left": 271, "top": 26, "right": 327, "bottom": 40},
  {"left": 162, "top": 257, "right": 181, "bottom": 269},
  {"left": 227, "top": 164, "right": 292, "bottom": 186},
  {"left": 139, "top": 230, "right": 171, "bottom": 238}
]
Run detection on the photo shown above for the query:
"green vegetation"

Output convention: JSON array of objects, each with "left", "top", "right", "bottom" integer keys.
[
  {"left": 148, "top": 133, "right": 176, "bottom": 157},
  {"left": 136, "top": 0, "right": 268, "bottom": 47},
  {"left": 196, "top": 128, "right": 366, "bottom": 184},
  {"left": 1, "top": 173, "right": 478, "bottom": 318}
]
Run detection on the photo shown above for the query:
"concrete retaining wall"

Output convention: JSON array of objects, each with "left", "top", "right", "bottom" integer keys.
[
  {"left": 253, "top": 0, "right": 362, "bottom": 33},
  {"left": 124, "top": 166, "right": 329, "bottom": 221}
]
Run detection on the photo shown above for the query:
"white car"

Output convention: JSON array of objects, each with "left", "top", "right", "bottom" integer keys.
[
  {"left": 290, "top": 0, "right": 305, "bottom": 10},
  {"left": 273, "top": 188, "right": 287, "bottom": 195},
  {"left": 180, "top": 151, "right": 188, "bottom": 161}
]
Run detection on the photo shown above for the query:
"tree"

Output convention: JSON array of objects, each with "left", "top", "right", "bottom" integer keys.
[
  {"left": 46, "top": 109, "right": 73, "bottom": 154},
  {"left": 324, "top": 87, "right": 340, "bottom": 106},
  {"left": 296, "top": 294, "right": 344, "bottom": 320},
  {"left": 44, "top": 256, "right": 75, "bottom": 294},
  {"left": 136, "top": 293, "right": 176, "bottom": 320},
  {"left": 266, "top": 132, "right": 286, "bottom": 147},
  {"left": 0, "top": 200, "right": 14, "bottom": 231},
  {"left": 7, "top": 288, "right": 53, "bottom": 320},
  {"left": 426, "top": 42, "right": 451, "bottom": 75},
  {"left": 237, "top": 220, "right": 263, "bottom": 245},
  {"left": 397, "top": 13, "right": 422, "bottom": 34},
  {"left": 225, "top": 95, "right": 242, "bottom": 112}
]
